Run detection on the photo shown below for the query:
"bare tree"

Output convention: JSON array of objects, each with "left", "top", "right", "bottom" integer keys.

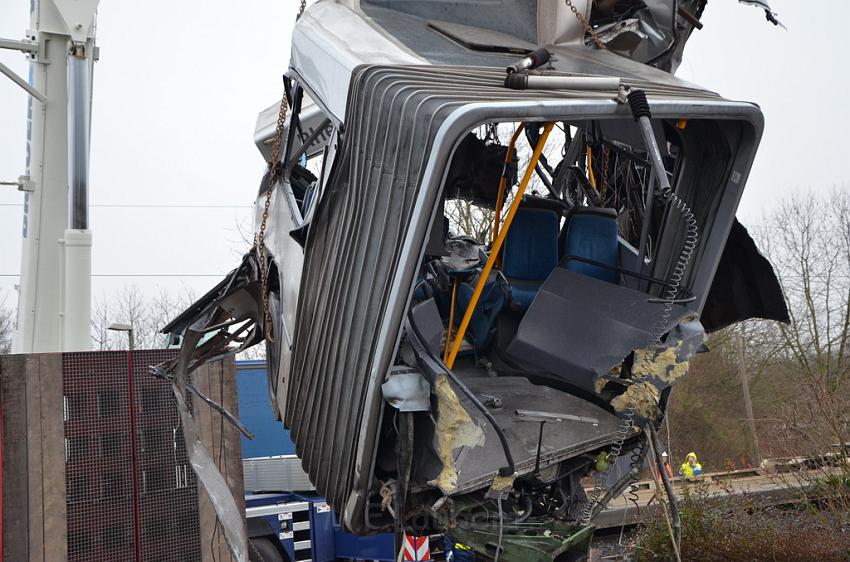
[
  {"left": 754, "top": 189, "right": 850, "bottom": 457},
  {"left": 91, "top": 297, "right": 113, "bottom": 350},
  {"left": 91, "top": 285, "right": 198, "bottom": 350},
  {"left": 232, "top": 211, "right": 256, "bottom": 257},
  {"left": 445, "top": 199, "right": 493, "bottom": 242},
  {"left": 665, "top": 188, "right": 850, "bottom": 471}
]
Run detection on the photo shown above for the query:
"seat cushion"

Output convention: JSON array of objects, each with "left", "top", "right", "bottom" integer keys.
[
  {"left": 508, "top": 279, "right": 541, "bottom": 311},
  {"left": 502, "top": 208, "right": 560, "bottom": 281},
  {"left": 562, "top": 208, "right": 619, "bottom": 284},
  {"left": 502, "top": 207, "right": 560, "bottom": 310}
]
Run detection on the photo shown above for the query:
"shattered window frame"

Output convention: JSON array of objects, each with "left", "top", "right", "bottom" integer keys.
[{"left": 279, "top": 80, "right": 339, "bottom": 232}]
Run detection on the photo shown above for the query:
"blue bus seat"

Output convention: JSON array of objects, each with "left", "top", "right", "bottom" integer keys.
[
  {"left": 561, "top": 207, "right": 619, "bottom": 284},
  {"left": 502, "top": 207, "right": 560, "bottom": 310}
]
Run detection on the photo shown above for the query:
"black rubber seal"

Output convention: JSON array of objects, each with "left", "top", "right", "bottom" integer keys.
[
  {"left": 527, "top": 47, "right": 551, "bottom": 69},
  {"left": 506, "top": 48, "right": 550, "bottom": 75},
  {"left": 504, "top": 72, "right": 528, "bottom": 90},
  {"left": 627, "top": 89, "right": 651, "bottom": 121}
]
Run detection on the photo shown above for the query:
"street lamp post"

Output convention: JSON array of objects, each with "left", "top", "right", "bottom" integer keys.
[
  {"left": 107, "top": 321, "right": 141, "bottom": 562},
  {"left": 108, "top": 322, "right": 134, "bottom": 351}
]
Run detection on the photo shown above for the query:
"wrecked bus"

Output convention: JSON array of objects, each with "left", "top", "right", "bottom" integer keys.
[{"left": 162, "top": 1, "right": 789, "bottom": 560}]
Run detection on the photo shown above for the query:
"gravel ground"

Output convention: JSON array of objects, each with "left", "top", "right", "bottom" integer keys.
[{"left": 590, "top": 527, "right": 638, "bottom": 561}]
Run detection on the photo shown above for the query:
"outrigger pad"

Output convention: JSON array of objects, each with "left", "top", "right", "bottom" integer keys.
[{"left": 507, "top": 268, "right": 691, "bottom": 391}]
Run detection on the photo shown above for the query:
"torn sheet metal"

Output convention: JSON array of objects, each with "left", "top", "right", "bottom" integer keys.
[
  {"left": 151, "top": 364, "right": 254, "bottom": 439},
  {"left": 161, "top": 254, "right": 264, "bottom": 353},
  {"left": 161, "top": 323, "right": 249, "bottom": 562},
  {"left": 172, "top": 382, "right": 248, "bottom": 562},
  {"left": 665, "top": 318, "right": 706, "bottom": 361},
  {"left": 587, "top": 0, "right": 782, "bottom": 71},
  {"left": 381, "top": 368, "right": 431, "bottom": 412},
  {"left": 609, "top": 319, "right": 704, "bottom": 416},
  {"left": 596, "top": 18, "right": 647, "bottom": 55},
  {"left": 157, "top": 254, "right": 270, "bottom": 562},
  {"left": 594, "top": 0, "right": 784, "bottom": 69},
  {"left": 739, "top": 0, "right": 785, "bottom": 28}
]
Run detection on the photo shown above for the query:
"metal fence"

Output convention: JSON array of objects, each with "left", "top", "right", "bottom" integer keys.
[{"left": 63, "top": 350, "right": 200, "bottom": 562}]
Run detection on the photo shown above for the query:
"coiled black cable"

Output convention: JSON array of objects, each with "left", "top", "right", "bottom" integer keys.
[{"left": 582, "top": 90, "right": 699, "bottom": 526}]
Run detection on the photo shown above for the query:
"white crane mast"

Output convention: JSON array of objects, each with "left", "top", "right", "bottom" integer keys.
[{"left": 1, "top": 0, "right": 100, "bottom": 352}]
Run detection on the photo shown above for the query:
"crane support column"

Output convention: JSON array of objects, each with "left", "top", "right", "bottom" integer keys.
[
  {"left": 61, "top": 42, "right": 94, "bottom": 351},
  {"left": 10, "top": 0, "right": 100, "bottom": 352}
]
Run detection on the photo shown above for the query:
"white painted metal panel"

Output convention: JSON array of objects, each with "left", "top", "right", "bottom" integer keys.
[
  {"left": 290, "top": 1, "right": 425, "bottom": 121},
  {"left": 242, "top": 455, "right": 316, "bottom": 493}
]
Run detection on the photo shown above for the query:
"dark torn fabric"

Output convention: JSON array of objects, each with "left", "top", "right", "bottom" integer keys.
[
  {"left": 283, "top": 65, "right": 722, "bottom": 533},
  {"left": 701, "top": 218, "right": 789, "bottom": 331}
]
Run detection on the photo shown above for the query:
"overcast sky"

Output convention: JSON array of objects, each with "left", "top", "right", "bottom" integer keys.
[{"left": 1, "top": 1, "right": 847, "bottom": 310}]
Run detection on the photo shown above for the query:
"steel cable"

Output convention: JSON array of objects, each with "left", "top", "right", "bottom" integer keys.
[{"left": 580, "top": 90, "right": 698, "bottom": 527}]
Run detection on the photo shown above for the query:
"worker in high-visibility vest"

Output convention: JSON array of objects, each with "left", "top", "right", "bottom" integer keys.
[
  {"left": 679, "top": 452, "right": 703, "bottom": 477},
  {"left": 445, "top": 537, "right": 473, "bottom": 562}
]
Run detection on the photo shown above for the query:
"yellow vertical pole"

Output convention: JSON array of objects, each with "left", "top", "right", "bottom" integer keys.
[
  {"left": 491, "top": 124, "right": 527, "bottom": 245},
  {"left": 443, "top": 279, "right": 458, "bottom": 363},
  {"left": 586, "top": 145, "right": 597, "bottom": 189},
  {"left": 446, "top": 121, "right": 555, "bottom": 369}
]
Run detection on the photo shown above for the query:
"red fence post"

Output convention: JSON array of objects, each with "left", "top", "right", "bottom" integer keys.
[{"left": 127, "top": 350, "right": 142, "bottom": 562}]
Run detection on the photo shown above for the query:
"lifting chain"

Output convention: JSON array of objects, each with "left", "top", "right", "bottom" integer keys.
[
  {"left": 255, "top": 95, "right": 288, "bottom": 343},
  {"left": 564, "top": 0, "right": 608, "bottom": 51},
  {"left": 255, "top": 0, "right": 308, "bottom": 342}
]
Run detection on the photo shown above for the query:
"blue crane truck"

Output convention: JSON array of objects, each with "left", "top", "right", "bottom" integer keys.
[{"left": 237, "top": 360, "right": 396, "bottom": 562}]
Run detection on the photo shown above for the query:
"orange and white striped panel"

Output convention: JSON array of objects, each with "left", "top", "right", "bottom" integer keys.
[{"left": 403, "top": 535, "right": 431, "bottom": 561}]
